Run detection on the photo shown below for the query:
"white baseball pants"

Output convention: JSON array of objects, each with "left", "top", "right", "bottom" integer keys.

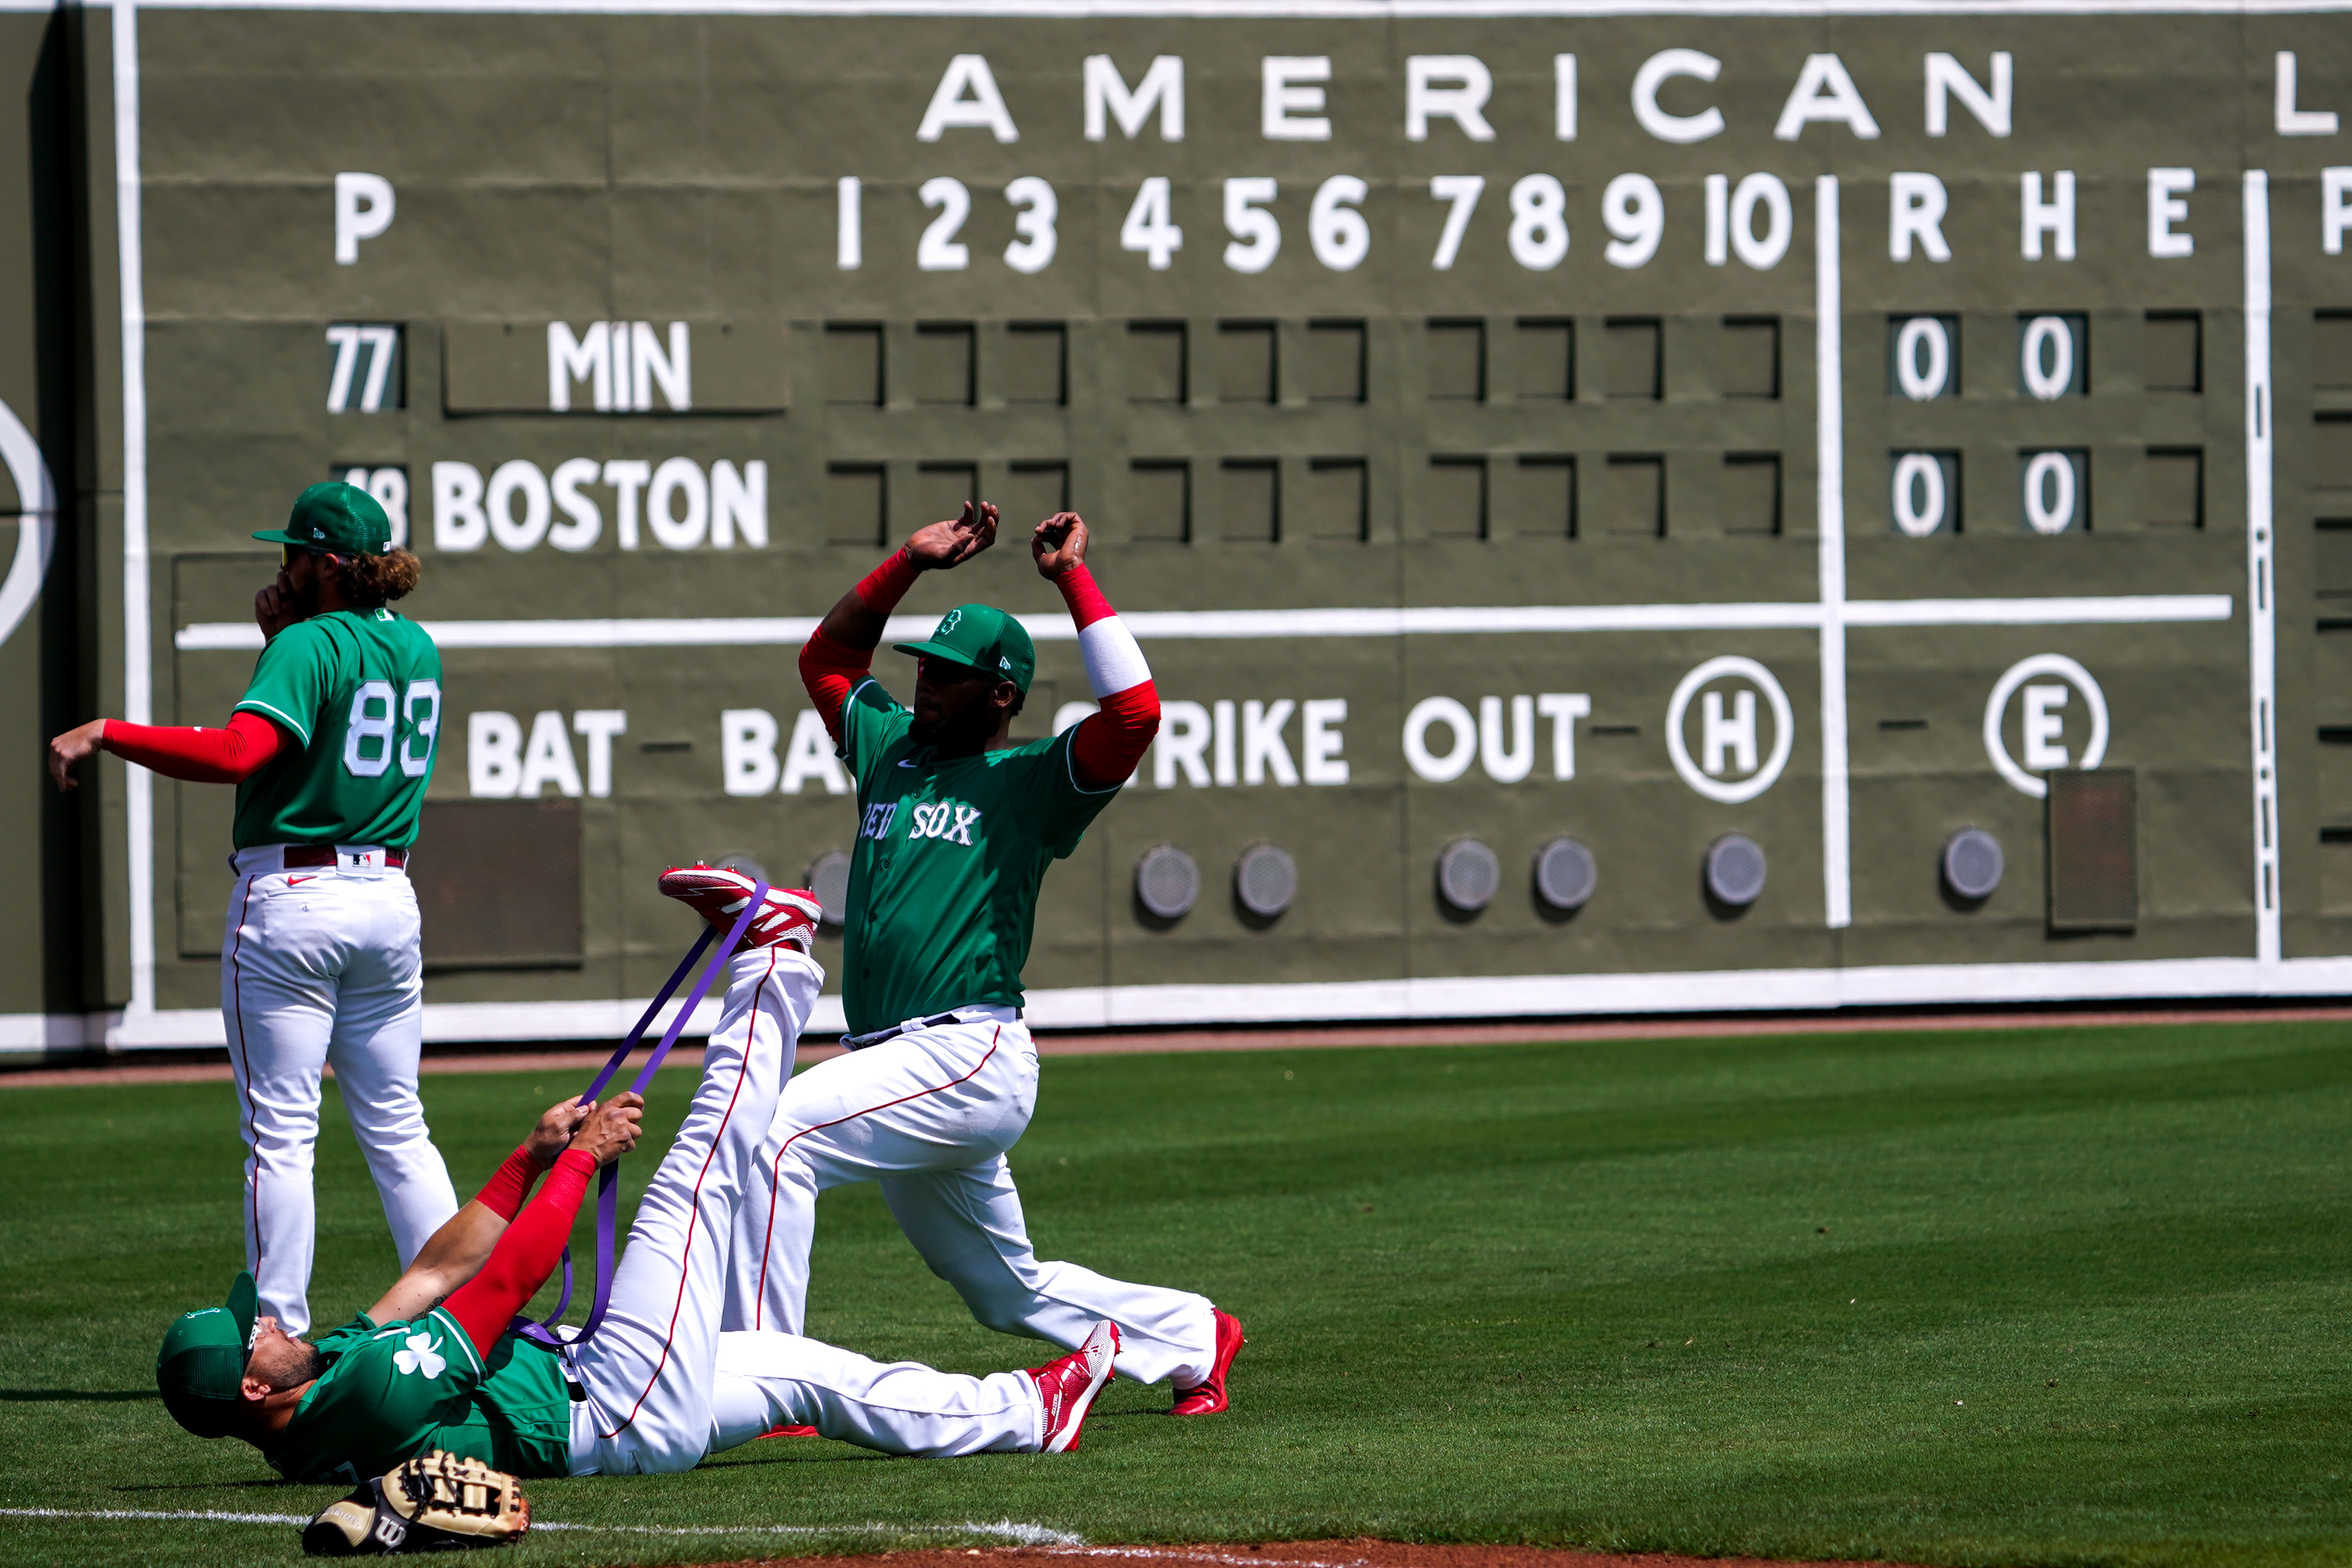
[
  {"left": 723, "top": 1010, "right": 1218, "bottom": 1389},
  {"left": 565, "top": 947, "right": 1043, "bottom": 1474},
  {"left": 222, "top": 851, "right": 458, "bottom": 1336}
]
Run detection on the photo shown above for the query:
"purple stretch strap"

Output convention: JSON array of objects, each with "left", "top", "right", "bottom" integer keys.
[{"left": 517, "top": 879, "right": 770, "bottom": 1350}]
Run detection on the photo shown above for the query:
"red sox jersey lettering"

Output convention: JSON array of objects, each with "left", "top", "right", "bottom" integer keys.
[
  {"left": 832, "top": 679, "right": 1121, "bottom": 1036},
  {"left": 908, "top": 803, "right": 982, "bottom": 845}
]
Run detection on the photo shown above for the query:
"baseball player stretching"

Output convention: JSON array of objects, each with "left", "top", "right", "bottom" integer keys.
[
  {"left": 50, "top": 482, "right": 457, "bottom": 1334},
  {"left": 711, "top": 503, "right": 1243, "bottom": 1413},
  {"left": 154, "top": 879, "right": 1121, "bottom": 1479}
]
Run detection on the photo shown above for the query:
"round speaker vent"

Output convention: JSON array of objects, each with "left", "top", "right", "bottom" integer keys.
[
  {"left": 1533, "top": 837, "right": 1597, "bottom": 911},
  {"left": 803, "top": 849, "right": 852, "bottom": 927},
  {"left": 1705, "top": 834, "right": 1768, "bottom": 906},
  {"left": 1234, "top": 843, "right": 1297, "bottom": 919},
  {"left": 1135, "top": 843, "right": 1200, "bottom": 920},
  {"left": 1437, "top": 838, "right": 1501, "bottom": 912},
  {"left": 1941, "top": 826, "right": 2004, "bottom": 901}
]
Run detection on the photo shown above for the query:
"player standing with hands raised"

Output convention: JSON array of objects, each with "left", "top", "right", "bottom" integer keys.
[
  {"left": 49, "top": 481, "right": 457, "bottom": 1336},
  {"left": 664, "top": 503, "right": 1244, "bottom": 1414}
]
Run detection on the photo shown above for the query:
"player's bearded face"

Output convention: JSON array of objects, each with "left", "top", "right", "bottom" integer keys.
[
  {"left": 275, "top": 549, "right": 324, "bottom": 619},
  {"left": 246, "top": 1321, "right": 323, "bottom": 1392},
  {"left": 910, "top": 659, "right": 1010, "bottom": 751}
]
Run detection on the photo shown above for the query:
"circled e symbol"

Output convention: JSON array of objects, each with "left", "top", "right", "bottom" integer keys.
[
  {"left": 1982, "top": 654, "right": 2108, "bottom": 798},
  {"left": 1666, "top": 656, "right": 1794, "bottom": 804}
]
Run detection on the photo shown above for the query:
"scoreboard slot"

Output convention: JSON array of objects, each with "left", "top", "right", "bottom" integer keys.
[
  {"left": 824, "top": 464, "right": 887, "bottom": 549},
  {"left": 1000, "top": 461, "right": 1071, "bottom": 526},
  {"left": 1217, "top": 321, "right": 1279, "bottom": 405},
  {"left": 1128, "top": 460, "right": 1191, "bottom": 544},
  {"left": 823, "top": 323, "right": 884, "bottom": 407},
  {"left": 1305, "top": 320, "right": 1367, "bottom": 403},
  {"left": 1425, "top": 457, "right": 1488, "bottom": 541},
  {"left": 1508, "top": 457, "right": 1576, "bottom": 541},
  {"left": 1511, "top": 318, "right": 1575, "bottom": 402},
  {"left": 1126, "top": 321, "right": 1187, "bottom": 404},
  {"left": 1004, "top": 323, "right": 1068, "bottom": 407},
  {"left": 1595, "top": 455, "right": 1665, "bottom": 538},
  {"left": 1425, "top": 318, "right": 1484, "bottom": 402},
  {"left": 1603, "top": 318, "right": 1662, "bottom": 401},
  {"left": 912, "top": 323, "right": 976, "bottom": 408},
  {"left": 1220, "top": 459, "right": 1281, "bottom": 545}
]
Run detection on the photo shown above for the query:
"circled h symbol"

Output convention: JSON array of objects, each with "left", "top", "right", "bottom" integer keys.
[
  {"left": 1982, "top": 653, "right": 2108, "bottom": 798},
  {"left": 1665, "top": 655, "right": 1794, "bottom": 804}
]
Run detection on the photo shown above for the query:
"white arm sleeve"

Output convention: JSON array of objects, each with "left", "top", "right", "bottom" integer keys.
[{"left": 1076, "top": 615, "right": 1151, "bottom": 698}]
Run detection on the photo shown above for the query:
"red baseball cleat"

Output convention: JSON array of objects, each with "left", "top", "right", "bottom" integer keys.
[
  {"left": 657, "top": 865, "right": 822, "bottom": 953},
  {"left": 755, "top": 1423, "right": 819, "bottom": 1440},
  {"left": 1169, "top": 1308, "right": 1244, "bottom": 1416},
  {"left": 1029, "top": 1318, "right": 1119, "bottom": 1453}
]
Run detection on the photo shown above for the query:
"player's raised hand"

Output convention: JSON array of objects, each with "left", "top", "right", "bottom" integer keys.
[
  {"left": 525, "top": 1095, "right": 590, "bottom": 1168},
  {"left": 46, "top": 718, "right": 106, "bottom": 793},
  {"left": 1031, "top": 512, "right": 1089, "bottom": 578},
  {"left": 567, "top": 1091, "right": 644, "bottom": 1167},
  {"left": 905, "top": 501, "right": 999, "bottom": 571}
]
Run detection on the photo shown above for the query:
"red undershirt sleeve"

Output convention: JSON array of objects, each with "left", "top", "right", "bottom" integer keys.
[
  {"left": 443, "top": 1149, "right": 595, "bottom": 1356},
  {"left": 1071, "top": 681, "right": 1159, "bottom": 789},
  {"left": 99, "top": 710, "right": 285, "bottom": 784},
  {"left": 472, "top": 1144, "right": 544, "bottom": 1223},
  {"left": 798, "top": 627, "right": 872, "bottom": 744},
  {"left": 800, "top": 548, "right": 921, "bottom": 741}
]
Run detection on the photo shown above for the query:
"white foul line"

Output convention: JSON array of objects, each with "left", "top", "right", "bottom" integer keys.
[
  {"left": 171, "top": 595, "right": 2233, "bottom": 653},
  {"left": 0, "top": 1508, "right": 1080, "bottom": 1544},
  {"left": 1042, "top": 1551, "right": 1369, "bottom": 1568}
]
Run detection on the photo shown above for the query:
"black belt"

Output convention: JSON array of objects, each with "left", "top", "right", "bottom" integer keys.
[
  {"left": 841, "top": 1008, "right": 1018, "bottom": 1051},
  {"left": 284, "top": 844, "right": 406, "bottom": 868}
]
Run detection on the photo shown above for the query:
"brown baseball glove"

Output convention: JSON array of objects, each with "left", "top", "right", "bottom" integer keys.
[{"left": 301, "top": 1448, "right": 530, "bottom": 1555}]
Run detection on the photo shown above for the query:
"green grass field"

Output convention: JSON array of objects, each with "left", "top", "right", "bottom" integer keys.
[{"left": 6, "top": 1021, "right": 2352, "bottom": 1568}]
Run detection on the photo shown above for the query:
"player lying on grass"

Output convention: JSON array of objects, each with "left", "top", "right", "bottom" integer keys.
[{"left": 155, "top": 879, "right": 1120, "bottom": 1483}]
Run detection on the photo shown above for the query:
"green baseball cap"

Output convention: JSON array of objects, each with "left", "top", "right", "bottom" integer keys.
[
  {"left": 252, "top": 480, "right": 391, "bottom": 557},
  {"left": 156, "top": 1270, "right": 258, "bottom": 1438},
  {"left": 893, "top": 604, "right": 1036, "bottom": 693}
]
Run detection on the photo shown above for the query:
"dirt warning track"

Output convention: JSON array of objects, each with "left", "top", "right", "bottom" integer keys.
[
  {"left": 695, "top": 1541, "right": 1930, "bottom": 1568},
  {"left": 8, "top": 1002, "right": 2351, "bottom": 1089}
]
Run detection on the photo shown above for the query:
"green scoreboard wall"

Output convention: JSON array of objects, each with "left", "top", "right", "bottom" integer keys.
[{"left": 10, "top": 1, "right": 2352, "bottom": 1048}]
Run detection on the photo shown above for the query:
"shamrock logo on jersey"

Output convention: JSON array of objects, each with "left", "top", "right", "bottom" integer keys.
[{"left": 393, "top": 1332, "right": 446, "bottom": 1379}]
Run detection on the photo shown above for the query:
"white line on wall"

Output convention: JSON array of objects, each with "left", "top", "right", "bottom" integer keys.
[
  {"left": 172, "top": 595, "right": 2232, "bottom": 653},
  {"left": 114, "top": 0, "right": 155, "bottom": 1019},
  {"left": 2244, "top": 169, "right": 2281, "bottom": 969},
  {"left": 1815, "top": 173, "right": 1849, "bottom": 932}
]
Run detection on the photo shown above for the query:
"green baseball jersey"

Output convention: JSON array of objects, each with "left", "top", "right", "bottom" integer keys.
[
  {"left": 231, "top": 608, "right": 442, "bottom": 850},
  {"left": 263, "top": 1307, "right": 571, "bottom": 1485},
  {"left": 836, "top": 678, "right": 1121, "bottom": 1036}
]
